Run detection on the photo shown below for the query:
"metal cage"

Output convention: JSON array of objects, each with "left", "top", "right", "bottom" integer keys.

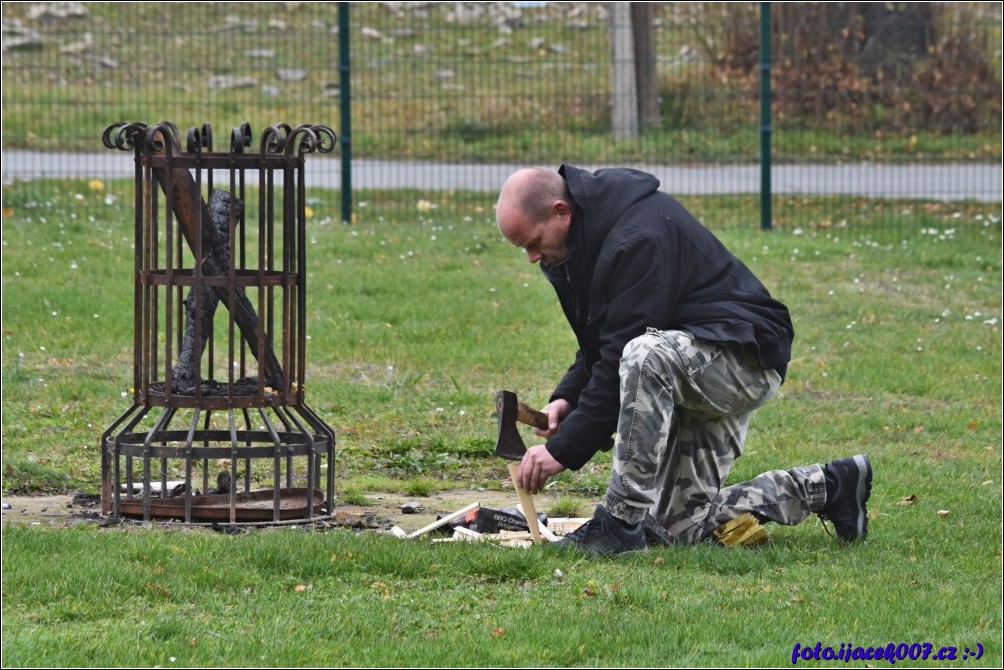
[{"left": 100, "top": 121, "right": 336, "bottom": 524}]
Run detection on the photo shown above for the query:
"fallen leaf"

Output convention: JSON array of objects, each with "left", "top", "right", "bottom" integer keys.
[
  {"left": 913, "top": 424, "right": 925, "bottom": 433},
  {"left": 897, "top": 495, "right": 918, "bottom": 506},
  {"left": 294, "top": 584, "right": 309, "bottom": 592},
  {"left": 144, "top": 582, "right": 171, "bottom": 597},
  {"left": 491, "top": 627, "right": 505, "bottom": 638},
  {"left": 936, "top": 510, "right": 951, "bottom": 518}
]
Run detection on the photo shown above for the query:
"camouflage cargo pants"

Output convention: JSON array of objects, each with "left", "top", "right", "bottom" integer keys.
[{"left": 605, "top": 329, "right": 827, "bottom": 544}]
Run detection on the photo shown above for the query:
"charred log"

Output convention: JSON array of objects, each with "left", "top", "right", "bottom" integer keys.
[
  {"left": 148, "top": 144, "right": 284, "bottom": 388},
  {"left": 171, "top": 189, "right": 240, "bottom": 392}
]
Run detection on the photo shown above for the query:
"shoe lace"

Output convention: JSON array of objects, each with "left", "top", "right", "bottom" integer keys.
[
  {"left": 565, "top": 517, "right": 607, "bottom": 543},
  {"left": 817, "top": 514, "right": 835, "bottom": 540}
]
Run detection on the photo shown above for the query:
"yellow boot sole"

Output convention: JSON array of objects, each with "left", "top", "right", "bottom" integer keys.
[{"left": 712, "top": 513, "right": 769, "bottom": 547}]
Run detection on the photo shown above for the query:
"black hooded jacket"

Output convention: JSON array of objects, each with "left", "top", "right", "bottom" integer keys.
[{"left": 541, "top": 165, "right": 795, "bottom": 471}]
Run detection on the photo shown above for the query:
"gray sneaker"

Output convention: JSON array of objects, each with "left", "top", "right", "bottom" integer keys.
[
  {"left": 641, "top": 512, "right": 674, "bottom": 547},
  {"left": 819, "top": 454, "right": 872, "bottom": 542},
  {"left": 556, "top": 505, "right": 647, "bottom": 556}
]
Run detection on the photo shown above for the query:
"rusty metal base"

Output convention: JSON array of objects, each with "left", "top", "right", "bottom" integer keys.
[
  {"left": 116, "top": 487, "right": 326, "bottom": 523},
  {"left": 101, "top": 402, "right": 335, "bottom": 525}
]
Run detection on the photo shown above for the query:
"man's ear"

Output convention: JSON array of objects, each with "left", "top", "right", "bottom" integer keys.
[{"left": 552, "top": 199, "right": 572, "bottom": 219}]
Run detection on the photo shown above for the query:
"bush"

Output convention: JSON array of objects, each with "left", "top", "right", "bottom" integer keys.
[{"left": 674, "top": 2, "right": 1002, "bottom": 135}]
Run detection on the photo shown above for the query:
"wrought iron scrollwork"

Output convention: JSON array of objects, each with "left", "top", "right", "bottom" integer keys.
[
  {"left": 103, "top": 121, "right": 336, "bottom": 157},
  {"left": 186, "top": 122, "right": 214, "bottom": 154},
  {"left": 230, "top": 122, "right": 252, "bottom": 154},
  {"left": 102, "top": 121, "right": 149, "bottom": 151}
]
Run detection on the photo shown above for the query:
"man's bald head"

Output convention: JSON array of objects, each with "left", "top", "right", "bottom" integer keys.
[
  {"left": 496, "top": 167, "right": 574, "bottom": 265},
  {"left": 497, "top": 167, "right": 570, "bottom": 229}
]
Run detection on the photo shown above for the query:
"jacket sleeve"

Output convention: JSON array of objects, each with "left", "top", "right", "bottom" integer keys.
[
  {"left": 550, "top": 350, "right": 589, "bottom": 409},
  {"left": 545, "top": 235, "right": 677, "bottom": 470}
]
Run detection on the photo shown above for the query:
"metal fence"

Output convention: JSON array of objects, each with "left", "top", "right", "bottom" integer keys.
[{"left": 2, "top": 2, "right": 1001, "bottom": 234}]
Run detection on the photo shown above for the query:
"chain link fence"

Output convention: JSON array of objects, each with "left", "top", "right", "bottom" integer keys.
[{"left": 2, "top": 2, "right": 1000, "bottom": 234}]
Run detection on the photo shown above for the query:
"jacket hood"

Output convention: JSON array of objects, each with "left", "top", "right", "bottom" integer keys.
[{"left": 557, "top": 164, "right": 661, "bottom": 271}]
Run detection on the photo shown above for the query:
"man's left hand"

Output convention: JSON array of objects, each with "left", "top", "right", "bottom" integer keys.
[{"left": 518, "top": 445, "right": 566, "bottom": 494}]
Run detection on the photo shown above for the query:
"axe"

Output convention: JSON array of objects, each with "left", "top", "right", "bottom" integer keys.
[{"left": 494, "top": 390, "right": 550, "bottom": 543}]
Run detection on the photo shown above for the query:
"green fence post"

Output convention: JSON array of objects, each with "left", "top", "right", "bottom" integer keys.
[
  {"left": 760, "top": 2, "right": 772, "bottom": 231},
  {"left": 339, "top": 2, "right": 352, "bottom": 224}
]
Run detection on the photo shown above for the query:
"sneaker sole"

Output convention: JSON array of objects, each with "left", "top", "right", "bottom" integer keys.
[{"left": 850, "top": 454, "right": 872, "bottom": 540}]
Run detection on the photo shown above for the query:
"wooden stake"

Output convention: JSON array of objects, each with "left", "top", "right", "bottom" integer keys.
[
  {"left": 507, "top": 462, "right": 542, "bottom": 544},
  {"left": 516, "top": 503, "right": 558, "bottom": 542}
]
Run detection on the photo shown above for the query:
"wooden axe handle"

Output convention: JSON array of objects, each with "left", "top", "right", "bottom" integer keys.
[{"left": 517, "top": 401, "right": 549, "bottom": 431}]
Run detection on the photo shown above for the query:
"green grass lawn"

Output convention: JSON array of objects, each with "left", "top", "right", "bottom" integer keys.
[{"left": 1, "top": 179, "right": 1001, "bottom": 667}]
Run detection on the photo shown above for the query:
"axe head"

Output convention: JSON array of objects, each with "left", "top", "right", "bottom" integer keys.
[{"left": 494, "top": 390, "right": 527, "bottom": 461}]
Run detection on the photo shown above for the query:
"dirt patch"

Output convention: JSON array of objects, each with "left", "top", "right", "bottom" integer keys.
[
  {"left": 2, "top": 489, "right": 595, "bottom": 534},
  {"left": 2, "top": 495, "right": 86, "bottom": 528}
]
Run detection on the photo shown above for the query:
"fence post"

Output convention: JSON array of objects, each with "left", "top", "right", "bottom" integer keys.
[
  {"left": 610, "top": 2, "right": 638, "bottom": 141},
  {"left": 632, "top": 3, "right": 660, "bottom": 131},
  {"left": 338, "top": 2, "right": 352, "bottom": 224},
  {"left": 760, "top": 2, "right": 772, "bottom": 231}
]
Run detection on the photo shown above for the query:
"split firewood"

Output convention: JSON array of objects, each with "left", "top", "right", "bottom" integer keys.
[
  {"left": 406, "top": 501, "right": 480, "bottom": 539},
  {"left": 516, "top": 503, "right": 559, "bottom": 542},
  {"left": 387, "top": 526, "right": 411, "bottom": 542},
  {"left": 497, "top": 530, "right": 534, "bottom": 541},
  {"left": 451, "top": 526, "right": 484, "bottom": 541},
  {"left": 546, "top": 518, "right": 590, "bottom": 536}
]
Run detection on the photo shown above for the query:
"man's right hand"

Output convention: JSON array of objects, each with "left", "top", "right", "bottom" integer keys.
[
  {"left": 518, "top": 444, "right": 567, "bottom": 494},
  {"left": 534, "top": 398, "right": 571, "bottom": 440}
]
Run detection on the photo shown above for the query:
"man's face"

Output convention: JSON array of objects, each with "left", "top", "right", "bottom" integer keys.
[{"left": 497, "top": 200, "right": 572, "bottom": 266}]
